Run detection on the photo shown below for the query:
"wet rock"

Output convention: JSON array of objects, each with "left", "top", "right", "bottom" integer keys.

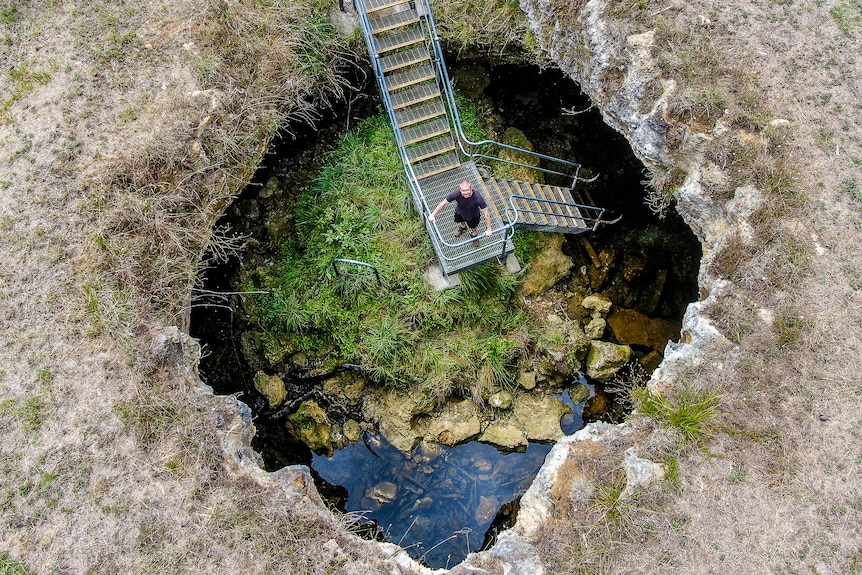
[
  {"left": 252, "top": 371, "right": 286, "bottom": 408},
  {"left": 479, "top": 417, "right": 529, "bottom": 450},
  {"left": 489, "top": 390, "right": 514, "bottom": 410},
  {"left": 568, "top": 383, "right": 591, "bottom": 404},
  {"left": 501, "top": 128, "right": 543, "bottom": 182},
  {"left": 519, "top": 234, "right": 573, "bottom": 297},
  {"left": 635, "top": 269, "right": 667, "bottom": 315},
  {"left": 639, "top": 350, "right": 664, "bottom": 372},
  {"left": 342, "top": 419, "right": 361, "bottom": 443},
  {"left": 362, "top": 390, "right": 425, "bottom": 453},
  {"left": 423, "top": 398, "right": 482, "bottom": 446},
  {"left": 586, "top": 341, "right": 632, "bottom": 381},
  {"left": 565, "top": 291, "right": 591, "bottom": 322},
  {"left": 366, "top": 481, "right": 398, "bottom": 505},
  {"left": 476, "top": 494, "right": 501, "bottom": 524},
  {"left": 621, "top": 254, "right": 646, "bottom": 282},
  {"left": 412, "top": 440, "right": 445, "bottom": 465},
  {"left": 323, "top": 371, "right": 366, "bottom": 403},
  {"left": 514, "top": 394, "right": 572, "bottom": 441},
  {"left": 585, "top": 317, "right": 606, "bottom": 339},
  {"left": 287, "top": 401, "right": 332, "bottom": 454},
  {"left": 607, "top": 307, "right": 680, "bottom": 350},
  {"left": 582, "top": 293, "right": 613, "bottom": 314},
  {"left": 582, "top": 392, "right": 610, "bottom": 421}
]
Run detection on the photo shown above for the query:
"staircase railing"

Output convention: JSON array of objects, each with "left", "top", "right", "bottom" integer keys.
[
  {"left": 415, "top": 0, "right": 597, "bottom": 189},
  {"left": 509, "top": 195, "right": 607, "bottom": 232},
  {"left": 355, "top": 0, "right": 517, "bottom": 263}
]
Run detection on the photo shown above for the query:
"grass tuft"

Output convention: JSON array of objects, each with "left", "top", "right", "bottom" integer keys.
[{"left": 633, "top": 384, "right": 723, "bottom": 444}]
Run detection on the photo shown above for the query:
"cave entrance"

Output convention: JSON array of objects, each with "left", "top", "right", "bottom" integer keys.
[{"left": 190, "top": 56, "right": 700, "bottom": 570}]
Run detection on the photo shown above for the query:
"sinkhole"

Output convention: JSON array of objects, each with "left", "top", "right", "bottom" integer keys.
[{"left": 191, "top": 59, "right": 701, "bottom": 569}]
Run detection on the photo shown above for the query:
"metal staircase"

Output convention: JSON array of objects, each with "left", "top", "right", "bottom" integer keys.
[{"left": 354, "top": 0, "right": 615, "bottom": 277}]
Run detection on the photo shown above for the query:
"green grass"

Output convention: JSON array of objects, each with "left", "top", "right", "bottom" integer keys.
[
  {"left": 250, "top": 114, "right": 542, "bottom": 402},
  {"left": 0, "top": 553, "right": 32, "bottom": 575},
  {"left": 633, "top": 385, "right": 723, "bottom": 444}
]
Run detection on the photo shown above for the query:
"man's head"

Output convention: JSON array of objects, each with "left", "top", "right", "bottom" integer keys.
[{"left": 459, "top": 180, "right": 473, "bottom": 197}]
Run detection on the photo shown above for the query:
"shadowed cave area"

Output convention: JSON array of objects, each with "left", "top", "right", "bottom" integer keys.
[{"left": 190, "top": 60, "right": 701, "bottom": 569}]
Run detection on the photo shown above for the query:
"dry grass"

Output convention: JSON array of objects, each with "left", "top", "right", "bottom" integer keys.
[{"left": 2, "top": 0, "right": 862, "bottom": 572}]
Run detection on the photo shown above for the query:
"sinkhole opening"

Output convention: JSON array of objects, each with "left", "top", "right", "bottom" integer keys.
[{"left": 191, "top": 58, "right": 701, "bottom": 569}]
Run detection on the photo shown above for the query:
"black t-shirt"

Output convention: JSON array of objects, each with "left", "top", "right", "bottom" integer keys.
[{"left": 445, "top": 188, "right": 487, "bottom": 220}]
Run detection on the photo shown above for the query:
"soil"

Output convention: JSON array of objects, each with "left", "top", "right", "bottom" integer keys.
[{"left": 1, "top": 1, "right": 861, "bottom": 575}]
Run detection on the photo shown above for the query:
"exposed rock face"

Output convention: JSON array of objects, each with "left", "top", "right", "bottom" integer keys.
[
  {"left": 585, "top": 340, "right": 632, "bottom": 381},
  {"left": 362, "top": 389, "right": 425, "bottom": 453}
]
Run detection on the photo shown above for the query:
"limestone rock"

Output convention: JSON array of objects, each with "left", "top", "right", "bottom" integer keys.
[
  {"left": 342, "top": 419, "right": 361, "bottom": 443},
  {"left": 489, "top": 390, "right": 514, "bottom": 410},
  {"left": 252, "top": 371, "right": 286, "bottom": 408},
  {"left": 518, "top": 370, "right": 537, "bottom": 390},
  {"left": 581, "top": 293, "right": 613, "bottom": 313},
  {"left": 366, "top": 481, "right": 397, "bottom": 505},
  {"left": 514, "top": 394, "right": 572, "bottom": 441},
  {"left": 620, "top": 446, "right": 665, "bottom": 499},
  {"left": 585, "top": 317, "right": 606, "bottom": 339},
  {"left": 288, "top": 401, "right": 332, "bottom": 454},
  {"left": 586, "top": 341, "right": 632, "bottom": 381},
  {"left": 476, "top": 494, "right": 500, "bottom": 524},
  {"left": 362, "top": 390, "right": 425, "bottom": 453},
  {"left": 519, "top": 234, "right": 573, "bottom": 297},
  {"left": 568, "top": 383, "right": 591, "bottom": 404},
  {"left": 423, "top": 398, "right": 482, "bottom": 446},
  {"left": 607, "top": 307, "right": 680, "bottom": 350},
  {"left": 480, "top": 417, "right": 529, "bottom": 450}
]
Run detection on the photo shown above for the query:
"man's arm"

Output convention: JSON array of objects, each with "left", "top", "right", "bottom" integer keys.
[
  {"left": 428, "top": 198, "right": 450, "bottom": 222},
  {"left": 482, "top": 207, "right": 493, "bottom": 235}
]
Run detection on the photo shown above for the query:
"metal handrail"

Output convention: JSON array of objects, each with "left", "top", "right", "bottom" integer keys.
[
  {"left": 354, "top": 0, "right": 606, "bottom": 268},
  {"left": 354, "top": 0, "right": 517, "bottom": 266},
  {"left": 510, "top": 195, "right": 606, "bottom": 231},
  {"left": 414, "top": 0, "right": 595, "bottom": 189},
  {"left": 332, "top": 258, "right": 382, "bottom": 285}
]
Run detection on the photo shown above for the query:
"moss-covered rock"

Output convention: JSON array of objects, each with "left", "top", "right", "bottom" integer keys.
[
  {"left": 288, "top": 401, "right": 332, "bottom": 455},
  {"left": 252, "top": 371, "right": 287, "bottom": 408},
  {"left": 585, "top": 340, "right": 632, "bottom": 381}
]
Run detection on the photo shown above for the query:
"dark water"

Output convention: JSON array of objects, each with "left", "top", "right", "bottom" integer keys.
[{"left": 311, "top": 383, "right": 591, "bottom": 569}]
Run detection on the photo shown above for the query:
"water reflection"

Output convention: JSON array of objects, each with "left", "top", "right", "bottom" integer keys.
[{"left": 311, "top": 381, "right": 592, "bottom": 568}]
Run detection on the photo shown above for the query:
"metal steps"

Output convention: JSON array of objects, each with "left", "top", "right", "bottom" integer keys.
[{"left": 357, "top": 0, "right": 605, "bottom": 276}]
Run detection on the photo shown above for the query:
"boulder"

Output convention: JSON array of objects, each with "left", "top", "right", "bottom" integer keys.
[
  {"left": 489, "top": 390, "right": 514, "bottom": 410},
  {"left": 362, "top": 390, "right": 425, "bottom": 453},
  {"left": 288, "top": 401, "right": 332, "bottom": 454},
  {"left": 586, "top": 341, "right": 632, "bottom": 381},
  {"left": 585, "top": 317, "right": 606, "bottom": 339},
  {"left": 581, "top": 293, "right": 613, "bottom": 314},
  {"left": 513, "top": 394, "right": 572, "bottom": 441},
  {"left": 519, "top": 234, "right": 573, "bottom": 297},
  {"left": 518, "top": 370, "right": 537, "bottom": 390},
  {"left": 479, "top": 417, "right": 529, "bottom": 450},
  {"left": 568, "top": 382, "right": 591, "bottom": 404},
  {"left": 366, "top": 481, "right": 397, "bottom": 505},
  {"left": 252, "top": 371, "right": 286, "bottom": 408},
  {"left": 342, "top": 419, "right": 361, "bottom": 443},
  {"left": 607, "top": 308, "right": 680, "bottom": 350},
  {"left": 423, "top": 398, "right": 482, "bottom": 446}
]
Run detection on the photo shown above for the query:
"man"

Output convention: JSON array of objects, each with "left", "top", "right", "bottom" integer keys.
[{"left": 427, "top": 180, "right": 493, "bottom": 247}]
